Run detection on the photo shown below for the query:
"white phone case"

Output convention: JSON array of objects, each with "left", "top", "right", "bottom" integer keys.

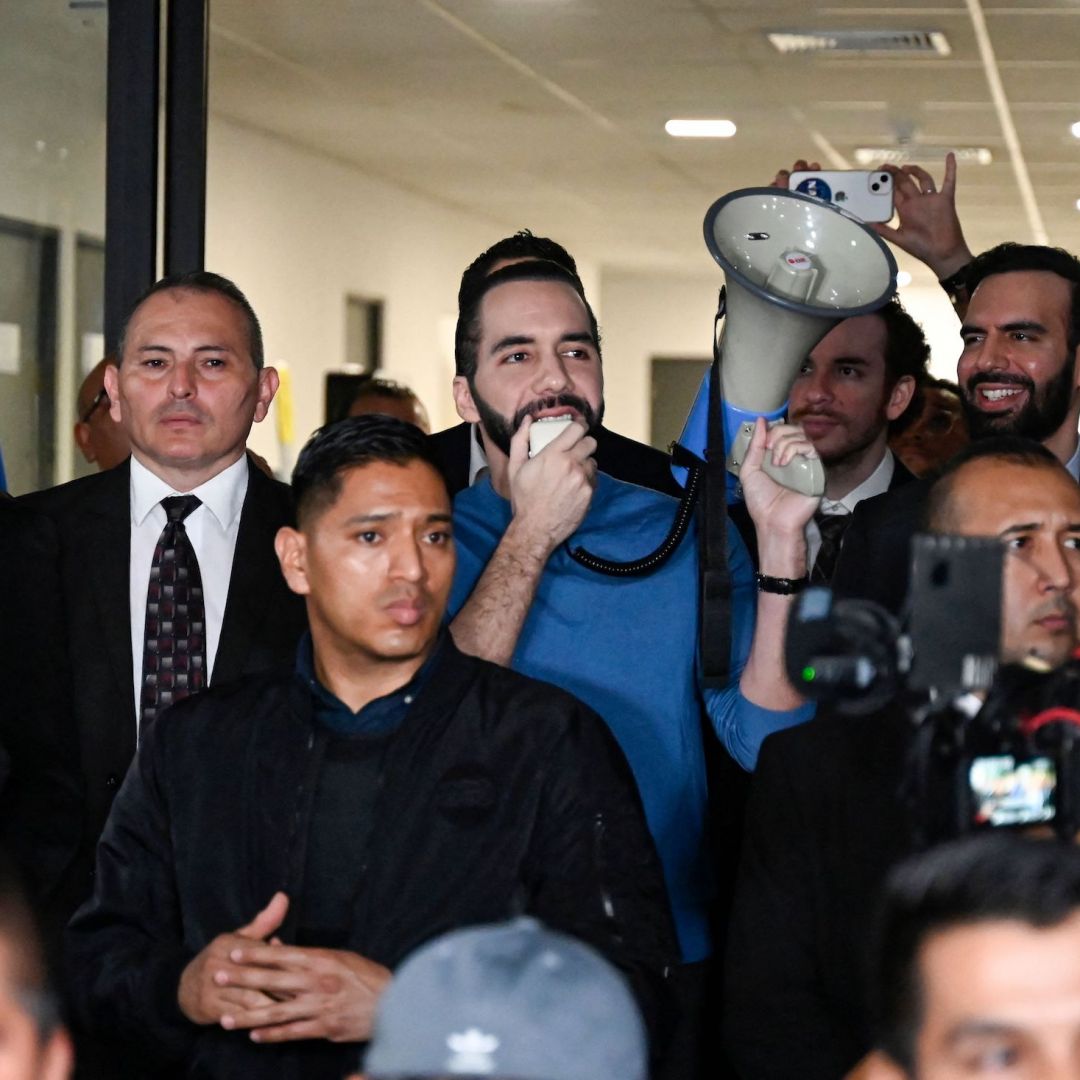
[{"left": 788, "top": 170, "right": 894, "bottom": 223}]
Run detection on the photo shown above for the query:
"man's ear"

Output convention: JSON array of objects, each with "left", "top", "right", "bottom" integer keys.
[
  {"left": 41, "top": 1027, "right": 74, "bottom": 1080},
  {"left": 103, "top": 363, "right": 122, "bottom": 424},
  {"left": 73, "top": 422, "right": 95, "bottom": 463},
  {"left": 453, "top": 375, "right": 480, "bottom": 424},
  {"left": 274, "top": 526, "right": 311, "bottom": 597},
  {"left": 253, "top": 366, "right": 281, "bottom": 424},
  {"left": 886, "top": 375, "right": 916, "bottom": 423}
]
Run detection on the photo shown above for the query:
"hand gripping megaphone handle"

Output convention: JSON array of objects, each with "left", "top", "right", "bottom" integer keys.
[{"left": 725, "top": 409, "right": 826, "bottom": 499}]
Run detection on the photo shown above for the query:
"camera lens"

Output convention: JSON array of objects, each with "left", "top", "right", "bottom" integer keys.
[
  {"left": 871, "top": 182, "right": 880, "bottom": 191},
  {"left": 880, "top": 174, "right": 889, "bottom": 183}
]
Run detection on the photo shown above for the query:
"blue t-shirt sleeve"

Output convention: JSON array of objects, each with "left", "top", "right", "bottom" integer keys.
[{"left": 703, "top": 520, "right": 815, "bottom": 771}]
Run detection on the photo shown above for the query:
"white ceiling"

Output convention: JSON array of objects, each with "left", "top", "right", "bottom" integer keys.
[{"left": 205, "top": 0, "right": 1080, "bottom": 282}]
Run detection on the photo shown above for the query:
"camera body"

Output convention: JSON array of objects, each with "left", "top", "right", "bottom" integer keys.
[{"left": 788, "top": 169, "right": 895, "bottom": 223}]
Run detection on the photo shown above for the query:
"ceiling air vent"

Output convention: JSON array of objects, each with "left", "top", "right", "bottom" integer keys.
[{"left": 767, "top": 30, "right": 951, "bottom": 56}]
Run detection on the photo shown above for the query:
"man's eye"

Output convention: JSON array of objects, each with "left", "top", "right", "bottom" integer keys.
[
  {"left": 1065, "top": 536, "right": 1080, "bottom": 550},
  {"left": 357, "top": 531, "right": 380, "bottom": 544},
  {"left": 203, "top": 356, "right": 226, "bottom": 368},
  {"left": 1005, "top": 536, "right": 1030, "bottom": 550},
  {"left": 796, "top": 362, "right": 812, "bottom": 376},
  {"left": 503, "top": 351, "right": 529, "bottom": 364},
  {"left": 838, "top": 366, "right": 860, "bottom": 378},
  {"left": 426, "top": 530, "right": 452, "bottom": 545},
  {"left": 143, "top": 357, "right": 166, "bottom": 368}
]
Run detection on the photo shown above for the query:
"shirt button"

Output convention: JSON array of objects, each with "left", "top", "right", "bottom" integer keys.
[{"left": 105, "top": 774, "right": 120, "bottom": 790}]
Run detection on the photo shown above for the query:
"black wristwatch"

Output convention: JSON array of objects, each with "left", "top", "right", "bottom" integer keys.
[{"left": 754, "top": 572, "right": 809, "bottom": 595}]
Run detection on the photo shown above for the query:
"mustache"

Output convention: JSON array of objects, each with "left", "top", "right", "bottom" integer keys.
[
  {"left": 790, "top": 406, "right": 842, "bottom": 422},
  {"left": 154, "top": 403, "right": 210, "bottom": 423},
  {"left": 511, "top": 394, "right": 594, "bottom": 432}
]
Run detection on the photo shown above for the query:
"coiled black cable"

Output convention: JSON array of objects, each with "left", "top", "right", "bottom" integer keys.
[{"left": 564, "top": 458, "right": 702, "bottom": 577}]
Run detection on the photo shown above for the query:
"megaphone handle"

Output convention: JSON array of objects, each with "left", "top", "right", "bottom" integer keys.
[{"left": 726, "top": 417, "right": 826, "bottom": 499}]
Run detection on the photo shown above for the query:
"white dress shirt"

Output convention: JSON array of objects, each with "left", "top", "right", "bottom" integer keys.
[
  {"left": 467, "top": 423, "right": 489, "bottom": 486},
  {"left": 1066, "top": 440, "right": 1080, "bottom": 482},
  {"left": 128, "top": 454, "right": 249, "bottom": 721},
  {"left": 806, "top": 449, "right": 896, "bottom": 569}
]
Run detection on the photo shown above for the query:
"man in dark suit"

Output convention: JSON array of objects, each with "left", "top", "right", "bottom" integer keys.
[
  {"left": 430, "top": 230, "right": 681, "bottom": 498},
  {"left": 730, "top": 297, "right": 926, "bottom": 580},
  {"left": 0, "top": 499, "right": 82, "bottom": 956},
  {"left": 19, "top": 271, "right": 306, "bottom": 925},
  {"left": 723, "top": 438, "right": 1080, "bottom": 1080},
  {"left": 834, "top": 242, "right": 1080, "bottom": 615}
]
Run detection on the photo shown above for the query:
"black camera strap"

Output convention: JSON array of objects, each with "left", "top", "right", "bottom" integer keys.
[{"left": 698, "top": 291, "right": 732, "bottom": 689}]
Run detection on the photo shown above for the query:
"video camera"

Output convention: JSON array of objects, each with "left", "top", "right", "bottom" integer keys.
[{"left": 786, "top": 534, "right": 1080, "bottom": 843}]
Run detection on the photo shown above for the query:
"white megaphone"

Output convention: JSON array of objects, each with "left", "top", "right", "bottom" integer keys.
[{"left": 675, "top": 187, "right": 898, "bottom": 499}]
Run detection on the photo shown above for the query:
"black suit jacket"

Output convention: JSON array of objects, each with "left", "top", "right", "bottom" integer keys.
[
  {"left": 729, "top": 455, "right": 917, "bottom": 571},
  {"left": 429, "top": 421, "right": 682, "bottom": 498},
  {"left": 831, "top": 475, "right": 932, "bottom": 615},
  {"left": 722, "top": 707, "right": 915, "bottom": 1080},
  {"left": 19, "top": 456, "right": 307, "bottom": 920},
  {"left": 0, "top": 500, "right": 82, "bottom": 950}
]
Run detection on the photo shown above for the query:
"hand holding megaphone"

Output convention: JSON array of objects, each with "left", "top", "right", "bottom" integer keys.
[
  {"left": 673, "top": 186, "right": 898, "bottom": 502},
  {"left": 738, "top": 417, "right": 822, "bottom": 532}
]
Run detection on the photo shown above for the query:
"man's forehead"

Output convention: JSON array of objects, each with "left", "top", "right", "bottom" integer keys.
[
  {"left": 948, "top": 460, "right": 1080, "bottom": 526},
  {"left": 969, "top": 269, "right": 1072, "bottom": 320},
  {"left": 811, "top": 313, "right": 887, "bottom": 363},
  {"left": 478, "top": 277, "right": 590, "bottom": 327}
]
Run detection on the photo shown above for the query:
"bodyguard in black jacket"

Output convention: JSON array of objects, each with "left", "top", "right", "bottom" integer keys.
[{"left": 66, "top": 416, "right": 676, "bottom": 1080}]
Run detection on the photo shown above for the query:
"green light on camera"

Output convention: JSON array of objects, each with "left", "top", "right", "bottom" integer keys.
[{"left": 801, "top": 665, "right": 817, "bottom": 683}]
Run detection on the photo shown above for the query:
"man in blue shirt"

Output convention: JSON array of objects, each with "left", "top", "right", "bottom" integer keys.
[{"left": 445, "top": 256, "right": 818, "bottom": 1069}]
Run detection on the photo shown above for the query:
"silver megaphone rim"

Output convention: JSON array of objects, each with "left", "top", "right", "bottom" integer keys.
[{"left": 702, "top": 186, "right": 899, "bottom": 319}]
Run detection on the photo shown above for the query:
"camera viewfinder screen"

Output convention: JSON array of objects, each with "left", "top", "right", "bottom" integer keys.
[{"left": 969, "top": 755, "right": 1056, "bottom": 828}]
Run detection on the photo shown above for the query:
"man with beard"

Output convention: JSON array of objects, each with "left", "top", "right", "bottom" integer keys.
[
  {"left": 834, "top": 242, "right": 1080, "bottom": 613},
  {"left": 430, "top": 230, "right": 680, "bottom": 498},
  {"left": 446, "top": 257, "right": 819, "bottom": 1076},
  {"left": 724, "top": 437, "right": 1080, "bottom": 1079},
  {"left": 731, "top": 298, "right": 926, "bottom": 582}
]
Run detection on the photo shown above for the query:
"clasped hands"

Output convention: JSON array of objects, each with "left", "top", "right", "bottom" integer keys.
[{"left": 177, "top": 892, "right": 391, "bottom": 1044}]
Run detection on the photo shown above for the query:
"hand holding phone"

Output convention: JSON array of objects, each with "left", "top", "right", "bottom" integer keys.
[{"left": 789, "top": 169, "right": 895, "bottom": 223}]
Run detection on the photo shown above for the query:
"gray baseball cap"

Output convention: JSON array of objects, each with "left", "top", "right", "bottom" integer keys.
[{"left": 364, "top": 917, "right": 648, "bottom": 1080}]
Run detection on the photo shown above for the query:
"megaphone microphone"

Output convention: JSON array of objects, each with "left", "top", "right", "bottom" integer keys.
[{"left": 674, "top": 187, "right": 898, "bottom": 498}]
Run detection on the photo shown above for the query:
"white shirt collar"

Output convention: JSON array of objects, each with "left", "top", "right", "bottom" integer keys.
[
  {"left": 129, "top": 453, "right": 249, "bottom": 530},
  {"left": 819, "top": 448, "right": 896, "bottom": 516},
  {"left": 1065, "top": 440, "right": 1080, "bottom": 483},
  {"left": 467, "top": 424, "right": 489, "bottom": 486}
]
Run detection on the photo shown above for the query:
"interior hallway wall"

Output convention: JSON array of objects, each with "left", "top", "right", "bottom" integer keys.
[{"left": 206, "top": 116, "right": 601, "bottom": 472}]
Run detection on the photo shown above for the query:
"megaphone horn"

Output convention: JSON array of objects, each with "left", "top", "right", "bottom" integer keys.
[{"left": 676, "top": 187, "right": 898, "bottom": 499}]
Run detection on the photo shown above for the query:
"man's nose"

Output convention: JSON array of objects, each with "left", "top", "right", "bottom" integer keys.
[
  {"left": 168, "top": 361, "right": 196, "bottom": 397},
  {"left": 532, "top": 351, "right": 571, "bottom": 395},
  {"left": 1036, "top": 540, "right": 1073, "bottom": 593},
  {"left": 971, "top": 332, "right": 1010, "bottom": 374},
  {"left": 802, "top": 370, "right": 833, "bottom": 403},
  {"left": 389, "top": 536, "right": 424, "bottom": 582}
]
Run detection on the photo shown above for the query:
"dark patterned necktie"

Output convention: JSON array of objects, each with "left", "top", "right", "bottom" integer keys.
[
  {"left": 141, "top": 495, "right": 206, "bottom": 724},
  {"left": 811, "top": 510, "right": 852, "bottom": 585}
]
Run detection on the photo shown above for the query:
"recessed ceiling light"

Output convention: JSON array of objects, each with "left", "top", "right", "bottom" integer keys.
[
  {"left": 665, "top": 119, "right": 737, "bottom": 138},
  {"left": 1075, "top": 198, "right": 1080, "bottom": 212},
  {"left": 1071, "top": 122, "right": 1080, "bottom": 139},
  {"left": 896, "top": 271, "right": 912, "bottom": 287}
]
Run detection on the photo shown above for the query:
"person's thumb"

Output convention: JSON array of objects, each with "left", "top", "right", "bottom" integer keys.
[{"left": 236, "top": 892, "right": 289, "bottom": 940}]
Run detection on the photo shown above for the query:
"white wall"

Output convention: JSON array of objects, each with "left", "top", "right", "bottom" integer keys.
[{"left": 206, "top": 116, "right": 600, "bottom": 473}]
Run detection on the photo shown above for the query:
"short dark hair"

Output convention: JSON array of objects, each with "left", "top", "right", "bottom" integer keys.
[
  {"left": 350, "top": 376, "right": 421, "bottom": 406},
  {"left": 923, "top": 434, "right": 1063, "bottom": 530},
  {"left": 291, "top": 414, "right": 446, "bottom": 526},
  {"left": 966, "top": 242, "right": 1080, "bottom": 353},
  {"left": 115, "top": 270, "right": 265, "bottom": 370},
  {"left": 871, "top": 835, "right": 1080, "bottom": 1071},
  {"left": 457, "top": 230, "right": 578, "bottom": 309},
  {"left": 455, "top": 259, "right": 601, "bottom": 380},
  {"left": 876, "top": 298, "right": 932, "bottom": 433}
]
